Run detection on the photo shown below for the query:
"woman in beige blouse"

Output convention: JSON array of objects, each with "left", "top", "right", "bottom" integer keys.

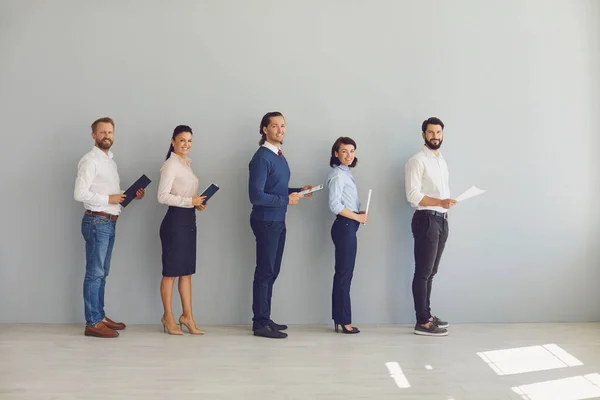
[{"left": 157, "top": 125, "right": 207, "bottom": 335}]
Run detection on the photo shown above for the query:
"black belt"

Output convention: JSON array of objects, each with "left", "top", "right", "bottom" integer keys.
[{"left": 416, "top": 210, "right": 447, "bottom": 219}]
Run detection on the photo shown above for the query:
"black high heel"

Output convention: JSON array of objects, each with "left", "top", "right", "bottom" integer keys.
[{"left": 334, "top": 323, "right": 360, "bottom": 334}]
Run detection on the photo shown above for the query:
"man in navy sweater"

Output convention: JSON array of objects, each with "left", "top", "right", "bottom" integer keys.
[{"left": 249, "top": 111, "right": 313, "bottom": 339}]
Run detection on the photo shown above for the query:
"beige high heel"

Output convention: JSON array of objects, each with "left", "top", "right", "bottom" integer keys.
[
  {"left": 161, "top": 316, "right": 183, "bottom": 335},
  {"left": 179, "top": 315, "right": 204, "bottom": 335}
]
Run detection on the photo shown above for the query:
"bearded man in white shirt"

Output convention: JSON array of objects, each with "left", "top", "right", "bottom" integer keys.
[
  {"left": 405, "top": 117, "right": 457, "bottom": 337},
  {"left": 74, "top": 117, "right": 145, "bottom": 338}
]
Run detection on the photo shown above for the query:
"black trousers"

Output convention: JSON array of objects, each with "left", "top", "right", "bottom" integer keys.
[
  {"left": 411, "top": 211, "right": 449, "bottom": 325},
  {"left": 331, "top": 215, "right": 360, "bottom": 325},
  {"left": 250, "top": 218, "right": 286, "bottom": 330}
]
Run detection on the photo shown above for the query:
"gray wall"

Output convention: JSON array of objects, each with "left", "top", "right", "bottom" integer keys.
[{"left": 1, "top": 0, "right": 598, "bottom": 324}]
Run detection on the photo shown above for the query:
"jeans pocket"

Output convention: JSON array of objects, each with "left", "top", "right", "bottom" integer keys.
[
  {"left": 81, "top": 220, "right": 92, "bottom": 241},
  {"left": 334, "top": 218, "right": 350, "bottom": 227}
]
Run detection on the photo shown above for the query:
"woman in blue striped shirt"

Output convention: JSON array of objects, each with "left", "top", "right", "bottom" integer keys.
[{"left": 327, "top": 137, "right": 368, "bottom": 334}]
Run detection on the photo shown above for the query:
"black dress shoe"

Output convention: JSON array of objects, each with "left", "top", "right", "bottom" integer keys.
[
  {"left": 253, "top": 324, "right": 288, "bottom": 339},
  {"left": 269, "top": 320, "right": 288, "bottom": 331},
  {"left": 334, "top": 323, "right": 360, "bottom": 334}
]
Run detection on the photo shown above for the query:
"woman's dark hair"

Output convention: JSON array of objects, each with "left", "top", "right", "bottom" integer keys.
[
  {"left": 421, "top": 117, "right": 444, "bottom": 133},
  {"left": 166, "top": 125, "right": 193, "bottom": 160},
  {"left": 329, "top": 136, "right": 358, "bottom": 168},
  {"left": 259, "top": 111, "right": 284, "bottom": 146}
]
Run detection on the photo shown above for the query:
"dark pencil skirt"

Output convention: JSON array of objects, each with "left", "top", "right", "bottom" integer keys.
[{"left": 159, "top": 206, "right": 196, "bottom": 277}]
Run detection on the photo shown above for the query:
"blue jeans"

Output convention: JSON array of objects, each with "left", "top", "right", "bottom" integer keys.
[{"left": 81, "top": 214, "right": 116, "bottom": 326}]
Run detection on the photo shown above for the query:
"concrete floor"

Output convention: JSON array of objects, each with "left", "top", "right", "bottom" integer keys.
[{"left": 1, "top": 323, "right": 599, "bottom": 400}]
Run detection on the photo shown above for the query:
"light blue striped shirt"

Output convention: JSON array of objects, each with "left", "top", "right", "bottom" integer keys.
[{"left": 327, "top": 165, "right": 361, "bottom": 215}]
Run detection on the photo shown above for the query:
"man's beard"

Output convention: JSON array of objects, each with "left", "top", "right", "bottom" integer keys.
[
  {"left": 96, "top": 139, "right": 113, "bottom": 150},
  {"left": 425, "top": 138, "right": 442, "bottom": 150}
]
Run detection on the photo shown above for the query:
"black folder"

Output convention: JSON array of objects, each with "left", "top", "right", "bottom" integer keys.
[
  {"left": 121, "top": 174, "right": 151, "bottom": 208},
  {"left": 200, "top": 183, "right": 219, "bottom": 204}
]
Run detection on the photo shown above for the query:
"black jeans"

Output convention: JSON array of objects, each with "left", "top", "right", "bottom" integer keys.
[
  {"left": 411, "top": 211, "right": 449, "bottom": 325},
  {"left": 250, "top": 218, "right": 287, "bottom": 330},
  {"left": 331, "top": 215, "right": 360, "bottom": 325}
]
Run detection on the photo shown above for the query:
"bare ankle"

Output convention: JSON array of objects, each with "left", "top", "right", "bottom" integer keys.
[{"left": 162, "top": 313, "right": 175, "bottom": 321}]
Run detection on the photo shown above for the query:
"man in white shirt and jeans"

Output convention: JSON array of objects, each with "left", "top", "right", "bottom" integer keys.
[
  {"left": 74, "top": 117, "right": 144, "bottom": 338},
  {"left": 405, "top": 117, "right": 457, "bottom": 336}
]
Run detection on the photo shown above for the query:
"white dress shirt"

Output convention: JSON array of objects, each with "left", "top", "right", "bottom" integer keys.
[
  {"left": 157, "top": 153, "right": 199, "bottom": 208},
  {"left": 405, "top": 145, "right": 450, "bottom": 214},
  {"left": 262, "top": 141, "right": 280, "bottom": 155},
  {"left": 74, "top": 146, "right": 122, "bottom": 215}
]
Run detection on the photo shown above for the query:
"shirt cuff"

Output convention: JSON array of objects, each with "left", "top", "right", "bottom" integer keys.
[
  {"left": 332, "top": 204, "right": 345, "bottom": 215},
  {"left": 410, "top": 193, "right": 425, "bottom": 208}
]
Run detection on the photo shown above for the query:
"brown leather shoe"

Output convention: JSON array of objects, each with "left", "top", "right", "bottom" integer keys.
[
  {"left": 84, "top": 322, "right": 119, "bottom": 338},
  {"left": 103, "top": 317, "right": 126, "bottom": 330}
]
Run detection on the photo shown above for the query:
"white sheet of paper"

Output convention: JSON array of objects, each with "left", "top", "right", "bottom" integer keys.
[
  {"left": 299, "top": 184, "right": 323, "bottom": 196},
  {"left": 365, "top": 189, "right": 372, "bottom": 214},
  {"left": 455, "top": 186, "right": 486, "bottom": 202}
]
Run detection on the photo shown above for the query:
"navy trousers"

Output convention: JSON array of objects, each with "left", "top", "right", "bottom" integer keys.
[
  {"left": 250, "top": 218, "right": 286, "bottom": 330},
  {"left": 331, "top": 215, "right": 360, "bottom": 325}
]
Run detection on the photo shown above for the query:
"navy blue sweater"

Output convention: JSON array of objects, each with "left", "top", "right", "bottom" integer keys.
[{"left": 249, "top": 147, "right": 301, "bottom": 221}]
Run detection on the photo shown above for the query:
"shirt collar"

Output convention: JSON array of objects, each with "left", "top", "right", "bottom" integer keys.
[
  {"left": 171, "top": 152, "right": 192, "bottom": 165},
  {"left": 92, "top": 145, "right": 113, "bottom": 159},
  {"left": 422, "top": 144, "right": 443, "bottom": 159},
  {"left": 262, "top": 141, "right": 280, "bottom": 155},
  {"left": 336, "top": 164, "right": 355, "bottom": 181}
]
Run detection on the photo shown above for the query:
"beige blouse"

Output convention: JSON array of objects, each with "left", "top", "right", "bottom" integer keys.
[{"left": 157, "top": 153, "right": 199, "bottom": 208}]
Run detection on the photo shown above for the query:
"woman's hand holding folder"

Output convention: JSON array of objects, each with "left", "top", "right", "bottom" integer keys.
[{"left": 192, "top": 195, "right": 207, "bottom": 210}]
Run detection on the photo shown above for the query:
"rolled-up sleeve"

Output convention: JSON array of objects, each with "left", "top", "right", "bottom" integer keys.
[
  {"left": 74, "top": 158, "right": 109, "bottom": 205},
  {"left": 405, "top": 158, "right": 425, "bottom": 207},
  {"left": 327, "top": 173, "right": 345, "bottom": 215}
]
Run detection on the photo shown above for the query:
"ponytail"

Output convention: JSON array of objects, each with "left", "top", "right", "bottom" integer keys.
[{"left": 165, "top": 144, "right": 175, "bottom": 160}]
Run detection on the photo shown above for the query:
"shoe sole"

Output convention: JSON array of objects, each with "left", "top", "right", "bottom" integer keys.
[
  {"left": 84, "top": 332, "right": 119, "bottom": 338},
  {"left": 414, "top": 330, "right": 448, "bottom": 336},
  {"left": 253, "top": 333, "right": 288, "bottom": 339}
]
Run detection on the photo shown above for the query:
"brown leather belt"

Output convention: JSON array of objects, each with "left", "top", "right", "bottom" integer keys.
[{"left": 85, "top": 210, "right": 119, "bottom": 221}]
